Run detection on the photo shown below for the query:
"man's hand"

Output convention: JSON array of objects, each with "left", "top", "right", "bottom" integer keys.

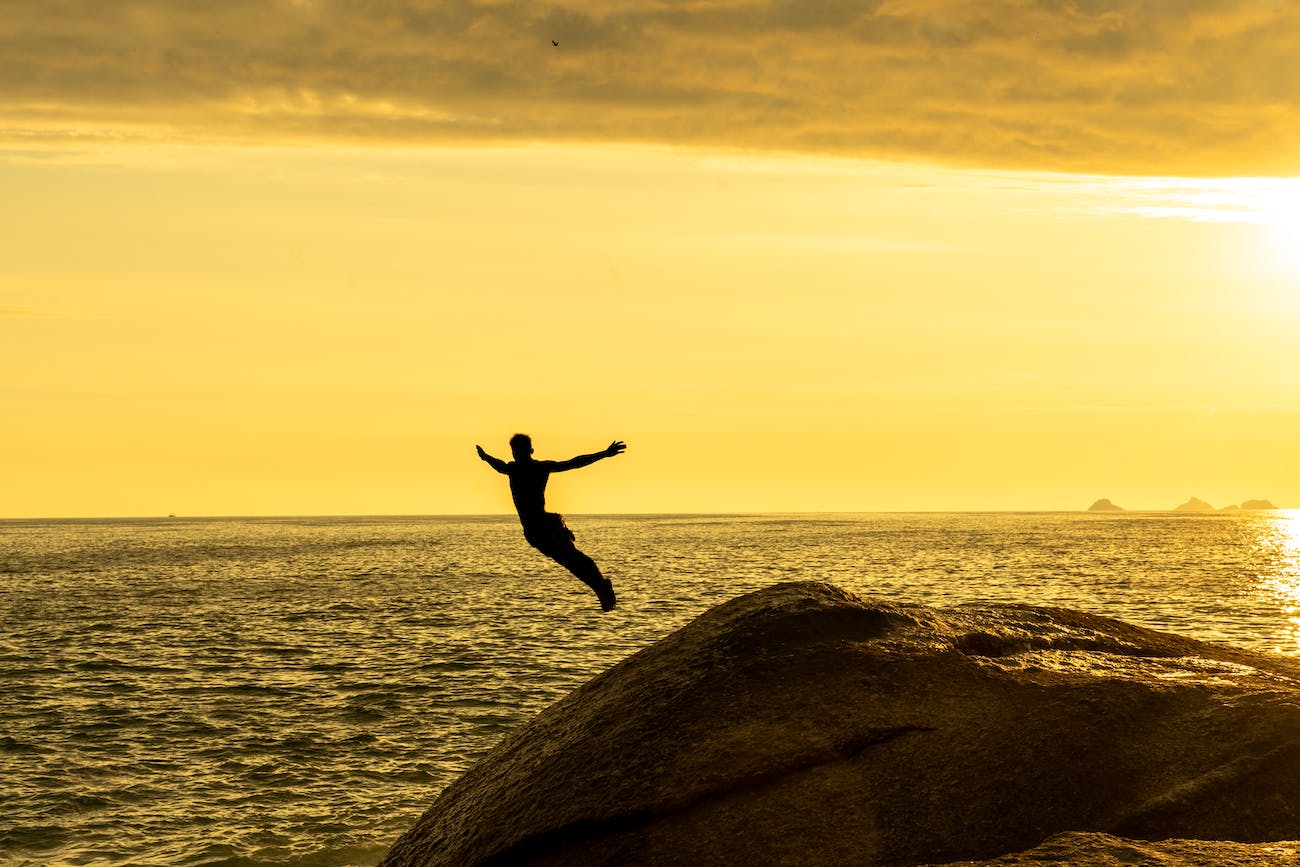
[
  {"left": 476, "top": 444, "right": 489, "bottom": 461},
  {"left": 606, "top": 441, "right": 627, "bottom": 457}
]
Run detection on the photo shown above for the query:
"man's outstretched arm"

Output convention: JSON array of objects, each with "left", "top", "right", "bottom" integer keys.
[
  {"left": 476, "top": 445, "right": 510, "bottom": 474},
  {"left": 552, "top": 441, "right": 627, "bottom": 472}
]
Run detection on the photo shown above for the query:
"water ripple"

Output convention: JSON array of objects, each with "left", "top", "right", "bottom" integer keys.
[{"left": 1, "top": 512, "right": 1297, "bottom": 865}]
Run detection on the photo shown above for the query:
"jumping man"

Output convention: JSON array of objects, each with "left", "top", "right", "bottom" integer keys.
[{"left": 476, "top": 434, "right": 626, "bottom": 611}]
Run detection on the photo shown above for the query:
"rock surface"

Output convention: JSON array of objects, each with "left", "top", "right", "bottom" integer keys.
[
  {"left": 929, "top": 832, "right": 1300, "bottom": 865},
  {"left": 379, "top": 582, "right": 1300, "bottom": 867},
  {"left": 1175, "top": 496, "right": 1216, "bottom": 511},
  {"left": 1241, "top": 499, "right": 1277, "bottom": 511},
  {"left": 1086, "top": 498, "right": 1124, "bottom": 511}
]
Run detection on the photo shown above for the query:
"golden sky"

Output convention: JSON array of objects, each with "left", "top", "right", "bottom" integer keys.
[{"left": 2, "top": 1, "right": 1298, "bottom": 516}]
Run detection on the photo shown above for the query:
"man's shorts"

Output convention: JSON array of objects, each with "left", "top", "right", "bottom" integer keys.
[{"left": 523, "top": 512, "right": 577, "bottom": 555}]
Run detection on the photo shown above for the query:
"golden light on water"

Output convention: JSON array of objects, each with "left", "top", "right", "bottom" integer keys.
[{"left": 1259, "top": 510, "right": 1300, "bottom": 654}]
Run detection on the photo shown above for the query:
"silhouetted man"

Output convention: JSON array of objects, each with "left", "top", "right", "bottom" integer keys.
[{"left": 477, "top": 434, "right": 626, "bottom": 611}]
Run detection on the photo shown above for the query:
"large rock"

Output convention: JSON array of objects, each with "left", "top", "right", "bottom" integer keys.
[
  {"left": 1174, "top": 496, "right": 1216, "bottom": 512},
  {"left": 1086, "top": 498, "right": 1124, "bottom": 512},
  {"left": 379, "top": 582, "right": 1300, "bottom": 867}
]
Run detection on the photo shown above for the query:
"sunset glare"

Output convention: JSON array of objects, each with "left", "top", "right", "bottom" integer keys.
[{"left": 1264, "top": 184, "right": 1300, "bottom": 276}]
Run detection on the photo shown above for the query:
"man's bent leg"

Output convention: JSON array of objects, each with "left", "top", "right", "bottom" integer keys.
[
  {"left": 529, "top": 540, "right": 615, "bottom": 611},
  {"left": 525, "top": 514, "right": 616, "bottom": 611},
  {"left": 550, "top": 546, "right": 616, "bottom": 611}
]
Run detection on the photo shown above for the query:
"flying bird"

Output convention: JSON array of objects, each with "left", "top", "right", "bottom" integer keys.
[{"left": 552, "top": 39, "right": 559, "bottom": 46}]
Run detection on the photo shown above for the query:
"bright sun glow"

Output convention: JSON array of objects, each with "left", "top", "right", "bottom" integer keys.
[
  {"left": 1113, "top": 176, "right": 1300, "bottom": 281},
  {"left": 1263, "top": 183, "right": 1300, "bottom": 277}
]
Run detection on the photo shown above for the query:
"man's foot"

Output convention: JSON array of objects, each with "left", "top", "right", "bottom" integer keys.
[{"left": 596, "top": 580, "right": 617, "bottom": 612}]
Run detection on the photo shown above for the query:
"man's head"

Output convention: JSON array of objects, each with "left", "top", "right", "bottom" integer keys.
[{"left": 509, "top": 433, "right": 533, "bottom": 460}]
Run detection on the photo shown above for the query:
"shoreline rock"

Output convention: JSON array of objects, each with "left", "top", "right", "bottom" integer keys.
[
  {"left": 379, "top": 582, "right": 1300, "bottom": 867},
  {"left": 928, "top": 832, "right": 1300, "bottom": 865}
]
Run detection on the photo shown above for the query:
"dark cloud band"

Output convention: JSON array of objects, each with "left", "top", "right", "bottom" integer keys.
[{"left": 3, "top": 0, "right": 1298, "bottom": 174}]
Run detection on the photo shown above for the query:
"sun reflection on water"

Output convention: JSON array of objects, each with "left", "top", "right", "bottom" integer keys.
[{"left": 1257, "top": 510, "right": 1300, "bottom": 654}]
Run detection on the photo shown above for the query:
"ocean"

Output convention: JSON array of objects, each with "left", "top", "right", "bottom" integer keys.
[{"left": 3, "top": 511, "right": 1299, "bottom": 866}]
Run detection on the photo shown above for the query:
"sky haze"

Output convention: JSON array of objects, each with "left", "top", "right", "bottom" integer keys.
[{"left": 3, "top": 1, "right": 1298, "bottom": 516}]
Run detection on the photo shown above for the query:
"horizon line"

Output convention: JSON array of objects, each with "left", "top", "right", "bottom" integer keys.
[{"left": 2, "top": 508, "right": 1294, "bottom": 522}]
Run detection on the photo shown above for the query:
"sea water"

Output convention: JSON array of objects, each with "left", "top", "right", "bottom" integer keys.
[{"left": 3, "top": 511, "right": 1299, "bottom": 866}]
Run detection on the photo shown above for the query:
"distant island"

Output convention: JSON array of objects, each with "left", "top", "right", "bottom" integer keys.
[
  {"left": 1088, "top": 497, "right": 1280, "bottom": 512},
  {"left": 1173, "top": 497, "right": 1278, "bottom": 512}
]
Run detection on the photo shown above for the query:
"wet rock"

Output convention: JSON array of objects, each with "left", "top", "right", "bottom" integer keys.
[{"left": 379, "top": 582, "right": 1300, "bottom": 867}]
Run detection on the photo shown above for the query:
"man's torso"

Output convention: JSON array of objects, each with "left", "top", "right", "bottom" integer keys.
[{"left": 507, "top": 460, "right": 552, "bottom": 524}]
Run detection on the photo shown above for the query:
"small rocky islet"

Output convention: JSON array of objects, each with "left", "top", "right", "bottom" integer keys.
[
  {"left": 1087, "top": 497, "right": 1277, "bottom": 512},
  {"left": 379, "top": 582, "right": 1300, "bottom": 866}
]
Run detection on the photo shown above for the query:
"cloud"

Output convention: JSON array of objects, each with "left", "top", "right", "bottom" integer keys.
[{"left": 2, "top": 0, "right": 1299, "bottom": 174}]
